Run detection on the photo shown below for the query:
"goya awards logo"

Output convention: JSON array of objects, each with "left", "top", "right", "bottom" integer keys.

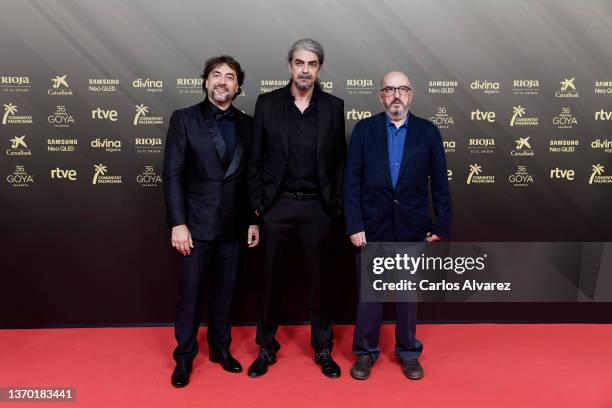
[
  {"left": 555, "top": 77, "right": 578, "bottom": 98},
  {"left": 132, "top": 78, "right": 163, "bottom": 93},
  {"left": 133, "top": 104, "right": 163, "bottom": 126},
  {"left": 48, "top": 105, "right": 75, "bottom": 128},
  {"left": 48, "top": 75, "right": 73, "bottom": 96},
  {"left": 2, "top": 103, "right": 33, "bottom": 125},
  {"left": 589, "top": 164, "right": 612, "bottom": 184},
  {"left": 429, "top": 107, "right": 454, "bottom": 129},
  {"left": 466, "top": 164, "right": 495, "bottom": 184},
  {"left": 509, "top": 106, "right": 538, "bottom": 127},
  {"left": 428, "top": 80, "right": 457, "bottom": 95},
  {"left": 346, "top": 79, "right": 374, "bottom": 95},
  {"left": 470, "top": 80, "right": 500, "bottom": 95},
  {"left": 92, "top": 163, "right": 122, "bottom": 185},
  {"left": 6, "top": 134, "right": 31, "bottom": 156},
  {"left": 553, "top": 107, "right": 578, "bottom": 129},
  {"left": 508, "top": 165, "right": 534, "bottom": 187},
  {"left": 88, "top": 78, "right": 119, "bottom": 93},
  {"left": 512, "top": 80, "right": 540, "bottom": 96},
  {"left": 511, "top": 137, "right": 534, "bottom": 157},
  {"left": 6, "top": 165, "right": 33, "bottom": 187},
  {"left": 594, "top": 81, "right": 611, "bottom": 95},
  {"left": 1, "top": 75, "right": 31, "bottom": 93},
  {"left": 260, "top": 80, "right": 289, "bottom": 93},
  {"left": 549, "top": 139, "right": 579, "bottom": 153},
  {"left": 136, "top": 165, "right": 162, "bottom": 187},
  {"left": 91, "top": 138, "right": 121, "bottom": 153},
  {"left": 468, "top": 138, "right": 495, "bottom": 154},
  {"left": 176, "top": 77, "right": 203, "bottom": 95},
  {"left": 591, "top": 139, "right": 612, "bottom": 154}
]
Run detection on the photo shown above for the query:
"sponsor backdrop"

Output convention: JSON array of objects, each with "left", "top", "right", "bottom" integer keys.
[{"left": 1, "top": 0, "right": 610, "bottom": 327}]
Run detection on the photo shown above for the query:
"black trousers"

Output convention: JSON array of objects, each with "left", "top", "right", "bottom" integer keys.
[
  {"left": 256, "top": 196, "right": 333, "bottom": 353},
  {"left": 173, "top": 239, "right": 241, "bottom": 364}
]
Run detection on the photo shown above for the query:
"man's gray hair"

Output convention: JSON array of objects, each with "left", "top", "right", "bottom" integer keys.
[{"left": 287, "top": 38, "right": 325, "bottom": 65}]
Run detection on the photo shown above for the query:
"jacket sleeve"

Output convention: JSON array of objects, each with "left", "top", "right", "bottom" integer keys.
[
  {"left": 247, "top": 95, "right": 265, "bottom": 216},
  {"left": 428, "top": 123, "right": 452, "bottom": 239},
  {"left": 162, "top": 111, "right": 188, "bottom": 228},
  {"left": 333, "top": 99, "right": 347, "bottom": 214},
  {"left": 343, "top": 121, "right": 365, "bottom": 236}
]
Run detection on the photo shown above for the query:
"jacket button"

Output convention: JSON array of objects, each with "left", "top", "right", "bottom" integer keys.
[{"left": 393, "top": 199, "right": 399, "bottom": 204}]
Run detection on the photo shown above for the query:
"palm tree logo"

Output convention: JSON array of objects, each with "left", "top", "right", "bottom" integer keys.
[
  {"left": 467, "top": 164, "right": 482, "bottom": 184},
  {"left": 510, "top": 106, "right": 525, "bottom": 126},
  {"left": 93, "top": 164, "right": 108, "bottom": 184},
  {"left": 2, "top": 103, "right": 17, "bottom": 124},
  {"left": 589, "top": 164, "right": 604, "bottom": 184},
  {"left": 133, "top": 104, "right": 148, "bottom": 125}
]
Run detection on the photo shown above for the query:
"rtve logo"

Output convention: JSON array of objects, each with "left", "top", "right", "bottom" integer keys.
[
  {"left": 595, "top": 109, "right": 612, "bottom": 121},
  {"left": 91, "top": 108, "right": 118, "bottom": 121},
  {"left": 549, "top": 167, "right": 575, "bottom": 181},
  {"left": 346, "top": 109, "right": 372, "bottom": 120},
  {"left": 50, "top": 167, "right": 77, "bottom": 181},
  {"left": 470, "top": 109, "right": 496, "bottom": 122}
]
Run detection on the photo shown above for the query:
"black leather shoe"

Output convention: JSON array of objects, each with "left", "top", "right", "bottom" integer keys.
[
  {"left": 350, "top": 355, "right": 373, "bottom": 380},
  {"left": 171, "top": 362, "right": 192, "bottom": 388},
  {"left": 247, "top": 349, "right": 276, "bottom": 378},
  {"left": 402, "top": 359, "right": 424, "bottom": 380},
  {"left": 314, "top": 349, "right": 341, "bottom": 378},
  {"left": 210, "top": 350, "right": 242, "bottom": 373}
]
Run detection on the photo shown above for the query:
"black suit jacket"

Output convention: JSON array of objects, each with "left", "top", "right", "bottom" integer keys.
[
  {"left": 247, "top": 84, "right": 346, "bottom": 215},
  {"left": 163, "top": 98, "right": 253, "bottom": 241}
]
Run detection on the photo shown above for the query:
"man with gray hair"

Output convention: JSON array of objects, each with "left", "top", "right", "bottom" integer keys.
[
  {"left": 247, "top": 38, "right": 346, "bottom": 378},
  {"left": 343, "top": 71, "right": 452, "bottom": 380}
]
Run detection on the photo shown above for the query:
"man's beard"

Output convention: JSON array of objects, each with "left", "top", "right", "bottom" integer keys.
[
  {"left": 388, "top": 99, "right": 405, "bottom": 117},
  {"left": 210, "top": 85, "right": 232, "bottom": 102},
  {"left": 295, "top": 74, "right": 314, "bottom": 90}
]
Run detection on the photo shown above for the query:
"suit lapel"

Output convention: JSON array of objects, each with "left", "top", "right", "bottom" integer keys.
[
  {"left": 224, "top": 107, "right": 244, "bottom": 179},
  {"left": 199, "top": 100, "right": 226, "bottom": 164},
  {"left": 316, "top": 93, "right": 329, "bottom": 160},
  {"left": 396, "top": 112, "right": 416, "bottom": 187},
  {"left": 374, "top": 113, "right": 392, "bottom": 188}
]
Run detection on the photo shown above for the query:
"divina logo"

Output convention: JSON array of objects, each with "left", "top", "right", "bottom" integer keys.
[
  {"left": 132, "top": 78, "right": 163, "bottom": 93},
  {"left": 591, "top": 139, "right": 612, "bottom": 154},
  {"left": 2, "top": 103, "right": 33, "bottom": 125},
  {"left": 48, "top": 74, "right": 73, "bottom": 96},
  {"left": 470, "top": 109, "right": 495, "bottom": 122},
  {"left": 470, "top": 80, "right": 500, "bottom": 94},
  {"left": 91, "top": 138, "right": 121, "bottom": 152}
]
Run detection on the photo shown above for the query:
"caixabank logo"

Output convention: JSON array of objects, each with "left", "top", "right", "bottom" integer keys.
[
  {"left": 6, "top": 135, "right": 31, "bottom": 156},
  {"left": 133, "top": 104, "right": 163, "bottom": 126},
  {"left": 48, "top": 75, "right": 73, "bottom": 96},
  {"left": 511, "top": 137, "right": 534, "bottom": 157},
  {"left": 429, "top": 107, "right": 454, "bottom": 129},
  {"left": 428, "top": 80, "right": 457, "bottom": 95},
  {"left": 555, "top": 77, "right": 579, "bottom": 98},
  {"left": 2, "top": 103, "right": 33, "bottom": 125},
  {"left": 6, "top": 165, "right": 33, "bottom": 187},
  {"left": 346, "top": 79, "right": 374, "bottom": 95},
  {"left": 1, "top": 75, "right": 30, "bottom": 93},
  {"left": 466, "top": 164, "right": 495, "bottom": 184}
]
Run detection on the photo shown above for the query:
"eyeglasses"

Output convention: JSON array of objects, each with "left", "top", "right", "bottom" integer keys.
[{"left": 380, "top": 86, "right": 412, "bottom": 96}]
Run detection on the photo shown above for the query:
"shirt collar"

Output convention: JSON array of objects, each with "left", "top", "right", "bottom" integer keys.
[{"left": 385, "top": 113, "right": 409, "bottom": 129}]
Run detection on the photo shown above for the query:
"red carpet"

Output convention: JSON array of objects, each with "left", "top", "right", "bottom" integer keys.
[{"left": 0, "top": 324, "right": 610, "bottom": 407}]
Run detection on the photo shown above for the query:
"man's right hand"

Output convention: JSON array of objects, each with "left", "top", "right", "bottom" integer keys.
[
  {"left": 171, "top": 224, "right": 193, "bottom": 256},
  {"left": 350, "top": 231, "right": 367, "bottom": 248}
]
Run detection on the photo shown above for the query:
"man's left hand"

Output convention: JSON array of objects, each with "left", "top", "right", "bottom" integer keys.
[
  {"left": 247, "top": 225, "right": 260, "bottom": 248},
  {"left": 426, "top": 233, "right": 442, "bottom": 243}
]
